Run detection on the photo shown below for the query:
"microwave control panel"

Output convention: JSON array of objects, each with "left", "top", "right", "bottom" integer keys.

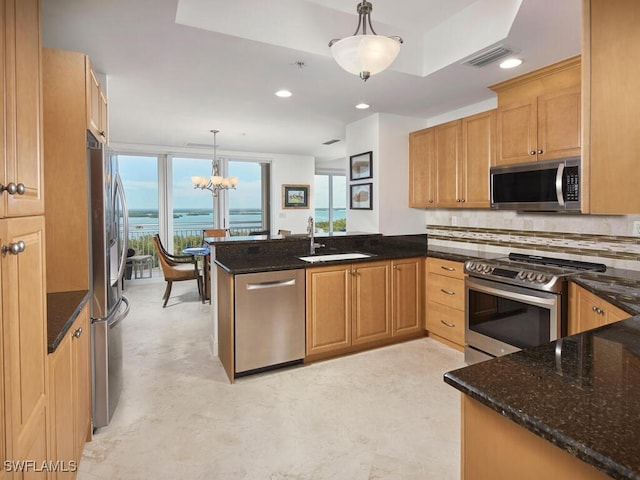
[{"left": 565, "top": 167, "right": 580, "bottom": 202}]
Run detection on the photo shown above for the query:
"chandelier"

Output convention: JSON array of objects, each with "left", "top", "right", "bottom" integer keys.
[
  {"left": 191, "top": 130, "right": 238, "bottom": 196},
  {"left": 328, "top": 1, "right": 403, "bottom": 81}
]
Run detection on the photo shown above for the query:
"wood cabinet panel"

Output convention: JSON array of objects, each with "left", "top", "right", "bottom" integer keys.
[
  {"left": 427, "top": 257, "right": 464, "bottom": 279},
  {"left": 568, "top": 283, "right": 631, "bottom": 335},
  {"left": 408, "top": 128, "right": 435, "bottom": 208},
  {"left": 537, "top": 86, "right": 581, "bottom": 161},
  {"left": 492, "top": 57, "right": 581, "bottom": 167},
  {"left": 584, "top": 0, "right": 640, "bottom": 214},
  {"left": 352, "top": 261, "right": 391, "bottom": 345},
  {"left": 462, "top": 110, "right": 495, "bottom": 207},
  {"left": 462, "top": 395, "right": 612, "bottom": 480},
  {"left": 43, "top": 48, "right": 91, "bottom": 292},
  {"left": 391, "top": 258, "right": 423, "bottom": 336},
  {"left": 49, "top": 303, "right": 91, "bottom": 478},
  {"left": 86, "top": 64, "right": 107, "bottom": 143},
  {"left": 2, "top": 0, "right": 43, "bottom": 218},
  {"left": 426, "top": 302, "right": 465, "bottom": 346},
  {"left": 428, "top": 274, "right": 464, "bottom": 310},
  {"left": 496, "top": 98, "right": 537, "bottom": 166},
  {"left": 435, "top": 120, "right": 462, "bottom": 207},
  {"left": 306, "top": 265, "right": 351, "bottom": 355},
  {"left": 426, "top": 257, "right": 466, "bottom": 349},
  {"left": 74, "top": 306, "right": 91, "bottom": 463},
  {"left": 2, "top": 216, "right": 48, "bottom": 468}
]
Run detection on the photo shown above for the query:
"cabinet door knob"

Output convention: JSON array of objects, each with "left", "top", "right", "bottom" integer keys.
[
  {"left": 73, "top": 327, "right": 83, "bottom": 338},
  {"left": 2, "top": 241, "right": 25, "bottom": 256},
  {"left": 0, "top": 182, "right": 26, "bottom": 195},
  {"left": 460, "top": 199, "right": 465, "bottom": 203},
  {"left": 530, "top": 150, "right": 536, "bottom": 155},
  {"left": 537, "top": 149, "right": 543, "bottom": 154},
  {"left": 428, "top": 199, "right": 434, "bottom": 204}
]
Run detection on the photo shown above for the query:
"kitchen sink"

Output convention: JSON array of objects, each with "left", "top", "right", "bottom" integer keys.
[{"left": 298, "top": 252, "right": 373, "bottom": 263}]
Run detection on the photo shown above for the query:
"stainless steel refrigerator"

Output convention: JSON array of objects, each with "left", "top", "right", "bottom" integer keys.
[{"left": 88, "top": 132, "right": 130, "bottom": 428}]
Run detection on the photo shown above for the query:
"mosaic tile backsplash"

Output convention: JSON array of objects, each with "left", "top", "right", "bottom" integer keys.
[{"left": 425, "top": 211, "right": 640, "bottom": 270}]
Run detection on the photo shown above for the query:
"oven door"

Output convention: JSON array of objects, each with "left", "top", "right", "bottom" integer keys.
[{"left": 465, "top": 276, "right": 562, "bottom": 359}]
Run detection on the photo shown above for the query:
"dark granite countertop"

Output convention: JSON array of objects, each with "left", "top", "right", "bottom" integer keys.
[
  {"left": 213, "top": 234, "right": 428, "bottom": 274},
  {"left": 571, "top": 268, "right": 640, "bottom": 316},
  {"left": 47, "top": 290, "right": 90, "bottom": 354},
  {"left": 445, "top": 316, "right": 640, "bottom": 480}
]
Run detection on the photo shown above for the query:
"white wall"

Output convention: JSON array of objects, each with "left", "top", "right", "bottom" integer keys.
[
  {"left": 345, "top": 113, "right": 426, "bottom": 234},
  {"left": 270, "top": 154, "right": 315, "bottom": 235}
]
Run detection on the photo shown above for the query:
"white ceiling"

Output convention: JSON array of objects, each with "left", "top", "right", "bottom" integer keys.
[{"left": 40, "top": 0, "right": 582, "bottom": 163}]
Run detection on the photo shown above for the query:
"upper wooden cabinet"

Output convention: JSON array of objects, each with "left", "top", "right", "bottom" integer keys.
[
  {"left": 434, "top": 119, "right": 463, "bottom": 207},
  {"left": 490, "top": 56, "right": 581, "bottom": 166},
  {"left": 408, "top": 127, "right": 435, "bottom": 208},
  {"left": 43, "top": 48, "right": 94, "bottom": 292},
  {"left": 409, "top": 110, "right": 495, "bottom": 209},
  {"left": 583, "top": 0, "right": 640, "bottom": 214},
  {"left": 87, "top": 65, "right": 108, "bottom": 143},
  {"left": 0, "top": 0, "right": 44, "bottom": 219}
]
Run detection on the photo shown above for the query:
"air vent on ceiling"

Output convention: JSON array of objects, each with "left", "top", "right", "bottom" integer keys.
[
  {"left": 186, "top": 142, "right": 214, "bottom": 148},
  {"left": 463, "top": 46, "right": 514, "bottom": 68},
  {"left": 323, "top": 139, "right": 340, "bottom": 145}
]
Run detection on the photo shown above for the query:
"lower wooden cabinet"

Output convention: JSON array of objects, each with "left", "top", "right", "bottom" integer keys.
[
  {"left": 391, "top": 257, "right": 423, "bottom": 336},
  {"left": 306, "top": 257, "right": 424, "bottom": 358},
  {"left": 568, "top": 283, "right": 630, "bottom": 335},
  {"left": 48, "top": 303, "right": 91, "bottom": 478},
  {"left": 1, "top": 216, "right": 49, "bottom": 476},
  {"left": 425, "top": 257, "right": 466, "bottom": 350}
]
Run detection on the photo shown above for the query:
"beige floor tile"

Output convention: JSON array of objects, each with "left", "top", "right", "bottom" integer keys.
[{"left": 79, "top": 275, "right": 465, "bottom": 479}]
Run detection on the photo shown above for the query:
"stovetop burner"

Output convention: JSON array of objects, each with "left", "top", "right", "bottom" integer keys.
[{"left": 465, "top": 253, "right": 607, "bottom": 293}]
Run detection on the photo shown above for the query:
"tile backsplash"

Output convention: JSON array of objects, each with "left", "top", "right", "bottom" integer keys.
[{"left": 426, "top": 210, "right": 640, "bottom": 270}]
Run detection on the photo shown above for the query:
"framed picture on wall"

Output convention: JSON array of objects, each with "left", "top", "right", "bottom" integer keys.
[
  {"left": 349, "top": 151, "right": 373, "bottom": 181},
  {"left": 282, "top": 184, "right": 310, "bottom": 209},
  {"left": 350, "top": 183, "right": 372, "bottom": 210}
]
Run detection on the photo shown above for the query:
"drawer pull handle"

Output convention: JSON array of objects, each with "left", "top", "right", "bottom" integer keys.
[
  {"left": 440, "top": 320, "right": 455, "bottom": 328},
  {"left": 440, "top": 289, "right": 455, "bottom": 295},
  {"left": 440, "top": 266, "right": 455, "bottom": 272}
]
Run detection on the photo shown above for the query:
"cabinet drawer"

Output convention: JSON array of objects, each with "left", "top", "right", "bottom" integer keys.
[
  {"left": 427, "top": 257, "right": 464, "bottom": 279},
  {"left": 426, "top": 301, "right": 465, "bottom": 346},
  {"left": 427, "top": 274, "right": 465, "bottom": 310}
]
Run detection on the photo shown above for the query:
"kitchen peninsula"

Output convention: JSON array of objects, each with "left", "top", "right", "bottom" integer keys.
[{"left": 208, "top": 233, "right": 428, "bottom": 382}]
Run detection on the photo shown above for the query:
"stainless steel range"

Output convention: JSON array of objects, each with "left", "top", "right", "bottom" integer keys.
[{"left": 464, "top": 253, "right": 606, "bottom": 364}]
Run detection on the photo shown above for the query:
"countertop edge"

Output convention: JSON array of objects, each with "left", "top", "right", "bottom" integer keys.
[
  {"left": 47, "top": 290, "right": 91, "bottom": 354},
  {"left": 443, "top": 371, "right": 636, "bottom": 480}
]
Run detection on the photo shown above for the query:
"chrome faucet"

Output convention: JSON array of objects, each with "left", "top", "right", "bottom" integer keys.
[{"left": 307, "top": 216, "right": 324, "bottom": 255}]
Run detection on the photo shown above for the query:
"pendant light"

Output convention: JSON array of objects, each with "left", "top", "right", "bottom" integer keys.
[
  {"left": 191, "top": 130, "right": 238, "bottom": 196},
  {"left": 328, "top": 1, "right": 403, "bottom": 81}
]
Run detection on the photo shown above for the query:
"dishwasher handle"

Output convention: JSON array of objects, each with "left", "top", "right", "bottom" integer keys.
[{"left": 246, "top": 278, "right": 297, "bottom": 290}]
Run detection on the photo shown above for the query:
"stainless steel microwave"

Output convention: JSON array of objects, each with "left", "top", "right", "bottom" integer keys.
[{"left": 490, "top": 157, "right": 581, "bottom": 212}]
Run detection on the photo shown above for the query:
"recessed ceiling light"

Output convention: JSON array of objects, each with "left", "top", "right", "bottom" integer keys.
[
  {"left": 355, "top": 103, "right": 370, "bottom": 110},
  {"left": 275, "top": 89, "right": 292, "bottom": 98},
  {"left": 499, "top": 58, "right": 523, "bottom": 69}
]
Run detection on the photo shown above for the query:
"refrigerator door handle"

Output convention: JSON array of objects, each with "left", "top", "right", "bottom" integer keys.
[
  {"left": 108, "top": 295, "right": 130, "bottom": 329},
  {"left": 114, "top": 173, "right": 129, "bottom": 283}
]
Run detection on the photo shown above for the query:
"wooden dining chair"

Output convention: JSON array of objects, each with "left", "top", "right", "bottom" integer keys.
[
  {"left": 152, "top": 234, "right": 203, "bottom": 307},
  {"left": 202, "top": 228, "right": 227, "bottom": 242}
]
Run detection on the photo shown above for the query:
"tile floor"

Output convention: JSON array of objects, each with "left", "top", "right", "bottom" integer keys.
[{"left": 78, "top": 276, "right": 466, "bottom": 480}]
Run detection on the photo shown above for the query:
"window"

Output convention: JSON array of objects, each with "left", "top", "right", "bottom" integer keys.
[
  {"left": 117, "top": 154, "right": 159, "bottom": 256},
  {"left": 172, "top": 156, "right": 215, "bottom": 251},
  {"left": 314, "top": 173, "right": 346, "bottom": 233},
  {"left": 227, "top": 161, "right": 269, "bottom": 235}
]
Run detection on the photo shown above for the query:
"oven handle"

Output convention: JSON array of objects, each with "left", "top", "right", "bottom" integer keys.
[{"left": 465, "top": 277, "right": 558, "bottom": 309}]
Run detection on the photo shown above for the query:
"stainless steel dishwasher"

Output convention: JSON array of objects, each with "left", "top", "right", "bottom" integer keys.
[{"left": 234, "top": 269, "right": 305, "bottom": 375}]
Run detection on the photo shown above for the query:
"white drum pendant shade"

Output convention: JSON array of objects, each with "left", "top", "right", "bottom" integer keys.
[{"left": 330, "top": 34, "right": 401, "bottom": 78}]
